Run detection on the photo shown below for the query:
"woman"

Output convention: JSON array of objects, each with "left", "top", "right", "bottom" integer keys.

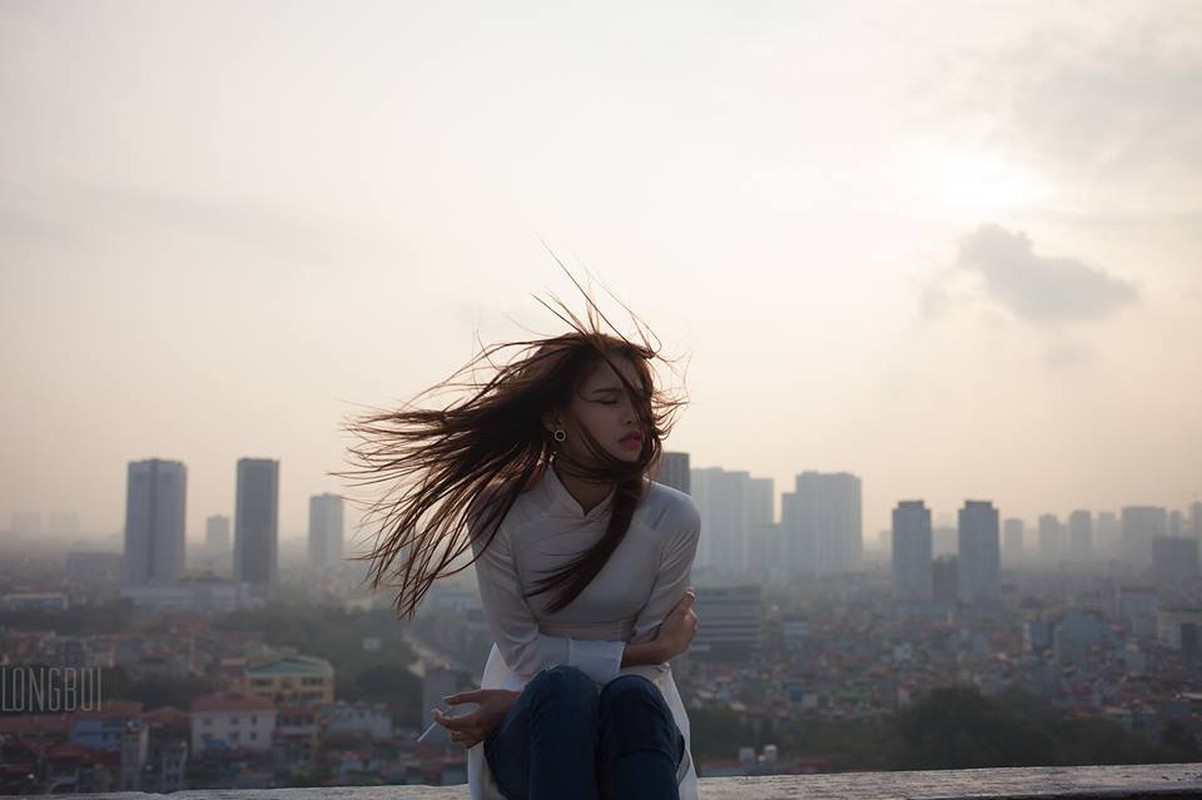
[{"left": 341, "top": 284, "right": 701, "bottom": 799}]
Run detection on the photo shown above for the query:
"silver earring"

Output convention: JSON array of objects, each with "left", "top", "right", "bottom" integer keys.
[{"left": 553, "top": 427, "right": 566, "bottom": 442}]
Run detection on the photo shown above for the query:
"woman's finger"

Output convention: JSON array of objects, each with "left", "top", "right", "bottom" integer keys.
[{"left": 444, "top": 689, "right": 483, "bottom": 705}]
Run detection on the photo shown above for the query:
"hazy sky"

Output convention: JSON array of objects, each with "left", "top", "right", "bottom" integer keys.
[{"left": 3, "top": 0, "right": 1200, "bottom": 548}]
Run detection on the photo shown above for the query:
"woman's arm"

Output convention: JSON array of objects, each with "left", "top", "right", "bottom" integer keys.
[
  {"left": 472, "top": 516, "right": 628, "bottom": 684},
  {"left": 620, "top": 588, "right": 697, "bottom": 667},
  {"left": 624, "top": 497, "right": 702, "bottom": 662}
]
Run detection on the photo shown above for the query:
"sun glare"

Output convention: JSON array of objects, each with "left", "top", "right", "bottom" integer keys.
[{"left": 909, "top": 143, "right": 1050, "bottom": 221}]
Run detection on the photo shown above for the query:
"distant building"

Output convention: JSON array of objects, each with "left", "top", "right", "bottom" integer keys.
[
  {"left": 1159, "top": 608, "right": 1202, "bottom": 660},
  {"left": 65, "top": 551, "right": 121, "bottom": 584},
  {"left": 323, "top": 701, "right": 393, "bottom": 742},
  {"left": 958, "top": 501, "right": 1000, "bottom": 605},
  {"left": 744, "top": 477, "right": 776, "bottom": 582},
  {"left": 70, "top": 700, "right": 144, "bottom": 752},
  {"left": 1192, "top": 502, "right": 1202, "bottom": 539},
  {"left": 1122, "top": 506, "right": 1168, "bottom": 571},
  {"left": 781, "top": 472, "right": 862, "bottom": 578},
  {"left": 190, "top": 693, "right": 276, "bottom": 754},
  {"left": 932, "top": 555, "right": 958, "bottom": 604},
  {"left": 244, "top": 655, "right": 334, "bottom": 707},
  {"left": 1096, "top": 511, "right": 1120, "bottom": 559},
  {"left": 652, "top": 451, "right": 690, "bottom": 494},
  {"left": 1151, "top": 536, "right": 1200, "bottom": 583},
  {"left": 1068, "top": 510, "right": 1093, "bottom": 561},
  {"left": 308, "top": 493, "right": 344, "bottom": 569},
  {"left": 1038, "top": 513, "right": 1064, "bottom": 563},
  {"left": 122, "top": 459, "right": 187, "bottom": 587},
  {"left": 1002, "top": 518, "right": 1024, "bottom": 563},
  {"left": 205, "top": 514, "right": 230, "bottom": 554},
  {"left": 688, "top": 584, "right": 763, "bottom": 662},
  {"left": 234, "top": 458, "right": 279, "bottom": 597},
  {"left": 691, "top": 467, "right": 750, "bottom": 578},
  {"left": 932, "top": 524, "right": 958, "bottom": 557},
  {"left": 1116, "top": 586, "right": 1161, "bottom": 641},
  {"left": 892, "top": 501, "right": 932, "bottom": 602},
  {"left": 1, "top": 592, "right": 69, "bottom": 611}
]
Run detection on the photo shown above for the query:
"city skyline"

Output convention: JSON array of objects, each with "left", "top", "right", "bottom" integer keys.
[
  {"left": 8, "top": 452, "right": 1200, "bottom": 566},
  {"left": 3, "top": 1, "right": 1200, "bottom": 542}
]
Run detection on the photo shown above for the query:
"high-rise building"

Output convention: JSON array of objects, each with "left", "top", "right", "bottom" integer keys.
[
  {"left": 1068, "top": 510, "right": 1093, "bottom": 561},
  {"left": 687, "top": 585, "right": 763, "bottom": 662},
  {"left": 748, "top": 477, "right": 774, "bottom": 526},
  {"left": 744, "top": 476, "right": 777, "bottom": 582},
  {"left": 234, "top": 458, "right": 279, "bottom": 596},
  {"left": 1122, "top": 506, "right": 1167, "bottom": 570},
  {"left": 122, "top": 459, "right": 187, "bottom": 587},
  {"left": 652, "top": 451, "right": 690, "bottom": 495},
  {"left": 958, "top": 500, "right": 1000, "bottom": 605},
  {"left": 206, "top": 515, "right": 230, "bottom": 553},
  {"left": 308, "top": 493, "right": 345, "bottom": 569},
  {"left": 1191, "top": 502, "right": 1202, "bottom": 539},
  {"left": 1002, "top": 518, "right": 1024, "bottom": 562},
  {"left": 690, "top": 467, "right": 750, "bottom": 579},
  {"left": 892, "top": 501, "right": 932, "bottom": 602},
  {"left": 1152, "top": 536, "right": 1200, "bottom": 583},
  {"left": 1096, "top": 511, "right": 1120, "bottom": 559},
  {"left": 781, "top": 471, "right": 862, "bottom": 578},
  {"left": 1038, "top": 513, "right": 1064, "bottom": 562}
]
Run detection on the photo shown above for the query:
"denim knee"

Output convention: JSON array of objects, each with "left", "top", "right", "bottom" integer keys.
[
  {"left": 527, "top": 664, "right": 598, "bottom": 712},
  {"left": 598, "top": 676, "right": 676, "bottom": 752}
]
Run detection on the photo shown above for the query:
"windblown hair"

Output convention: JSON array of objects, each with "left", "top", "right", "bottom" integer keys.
[{"left": 336, "top": 272, "right": 688, "bottom": 619}]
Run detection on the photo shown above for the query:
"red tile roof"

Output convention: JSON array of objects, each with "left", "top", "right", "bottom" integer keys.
[{"left": 192, "top": 692, "right": 275, "bottom": 713}]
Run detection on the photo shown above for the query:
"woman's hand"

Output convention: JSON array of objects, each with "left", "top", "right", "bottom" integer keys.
[
  {"left": 433, "top": 688, "right": 520, "bottom": 750},
  {"left": 654, "top": 587, "right": 699, "bottom": 660}
]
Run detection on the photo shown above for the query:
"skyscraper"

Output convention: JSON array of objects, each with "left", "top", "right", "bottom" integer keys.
[
  {"left": 234, "top": 458, "right": 279, "bottom": 595},
  {"left": 958, "top": 500, "right": 1000, "bottom": 605},
  {"left": 892, "top": 501, "right": 932, "bottom": 602},
  {"left": 1002, "top": 518, "right": 1025, "bottom": 563},
  {"left": 1096, "top": 511, "right": 1120, "bottom": 559},
  {"left": 652, "top": 451, "right": 690, "bottom": 494},
  {"left": 1038, "top": 513, "right": 1064, "bottom": 562},
  {"left": 308, "top": 493, "right": 345, "bottom": 569},
  {"left": 1068, "top": 510, "right": 1093, "bottom": 561},
  {"left": 781, "top": 472, "right": 862, "bottom": 578},
  {"left": 745, "top": 477, "right": 776, "bottom": 583},
  {"left": 690, "top": 467, "right": 750, "bottom": 579},
  {"left": 206, "top": 514, "right": 230, "bottom": 553},
  {"left": 1152, "top": 536, "right": 1200, "bottom": 583},
  {"left": 122, "top": 459, "right": 187, "bottom": 586},
  {"left": 1122, "top": 506, "right": 1167, "bottom": 571}
]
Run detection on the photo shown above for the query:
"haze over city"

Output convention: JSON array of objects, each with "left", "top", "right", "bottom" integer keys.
[{"left": 3, "top": 0, "right": 1200, "bottom": 545}]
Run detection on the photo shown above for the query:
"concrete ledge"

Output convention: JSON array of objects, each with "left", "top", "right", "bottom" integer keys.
[{"left": 86, "top": 763, "right": 1202, "bottom": 799}]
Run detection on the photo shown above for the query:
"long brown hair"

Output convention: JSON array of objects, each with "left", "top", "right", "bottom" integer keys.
[{"left": 336, "top": 269, "right": 688, "bottom": 619}]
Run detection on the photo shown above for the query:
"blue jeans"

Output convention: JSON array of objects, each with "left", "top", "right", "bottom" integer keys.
[{"left": 483, "top": 665, "right": 686, "bottom": 800}]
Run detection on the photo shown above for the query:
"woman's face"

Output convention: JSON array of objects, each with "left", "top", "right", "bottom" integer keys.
[{"left": 550, "top": 355, "right": 648, "bottom": 464}]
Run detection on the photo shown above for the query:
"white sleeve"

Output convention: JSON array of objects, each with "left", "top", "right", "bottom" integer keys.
[
  {"left": 628, "top": 498, "right": 702, "bottom": 646},
  {"left": 472, "top": 517, "right": 626, "bottom": 685}
]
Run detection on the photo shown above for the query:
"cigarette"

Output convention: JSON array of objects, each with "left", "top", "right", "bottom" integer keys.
[{"left": 417, "top": 719, "right": 440, "bottom": 743}]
